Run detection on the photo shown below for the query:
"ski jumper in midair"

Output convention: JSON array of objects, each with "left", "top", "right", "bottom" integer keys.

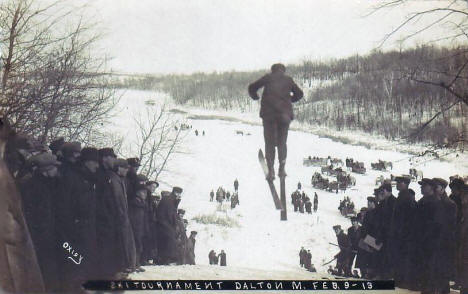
[{"left": 248, "top": 63, "right": 303, "bottom": 180}]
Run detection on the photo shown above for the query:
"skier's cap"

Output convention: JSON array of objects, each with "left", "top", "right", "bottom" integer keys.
[
  {"left": 49, "top": 137, "right": 65, "bottom": 154},
  {"left": 395, "top": 175, "right": 411, "bottom": 184},
  {"left": 127, "top": 157, "right": 140, "bottom": 167},
  {"left": 81, "top": 147, "right": 99, "bottom": 162},
  {"left": 61, "top": 142, "right": 81, "bottom": 157},
  {"left": 332, "top": 225, "right": 341, "bottom": 230},
  {"left": 28, "top": 153, "right": 61, "bottom": 169},
  {"left": 178, "top": 209, "right": 186, "bottom": 215},
  {"left": 172, "top": 186, "right": 183, "bottom": 194},
  {"left": 380, "top": 183, "right": 392, "bottom": 192},
  {"left": 432, "top": 178, "right": 448, "bottom": 188},
  {"left": 137, "top": 173, "right": 148, "bottom": 183},
  {"left": 98, "top": 148, "right": 117, "bottom": 158},
  {"left": 449, "top": 178, "right": 465, "bottom": 190},
  {"left": 147, "top": 180, "right": 159, "bottom": 187},
  {"left": 418, "top": 178, "right": 435, "bottom": 186},
  {"left": 366, "top": 196, "right": 377, "bottom": 203},
  {"left": 114, "top": 158, "right": 129, "bottom": 168}
]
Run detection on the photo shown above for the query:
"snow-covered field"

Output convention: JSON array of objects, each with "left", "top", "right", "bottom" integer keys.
[{"left": 107, "top": 90, "right": 466, "bottom": 292}]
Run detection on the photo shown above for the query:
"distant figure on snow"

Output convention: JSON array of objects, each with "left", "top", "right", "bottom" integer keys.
[
  {"left": 218, "top": 250, "right": 227, "bottom": 266},
  {"left": 248, "top": 63, "right": 303, "bottom": 180},
  {"left": 234, "top": 179, "right": 239, "bottom": 192}
]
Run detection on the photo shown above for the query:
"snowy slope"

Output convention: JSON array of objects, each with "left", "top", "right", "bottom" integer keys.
[{"left": 108, "top": 90, "right": 465, "bottom": 291}]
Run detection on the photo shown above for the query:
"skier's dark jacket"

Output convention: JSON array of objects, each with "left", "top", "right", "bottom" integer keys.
[{"left": 248, "top": 71, "right": 303, "bottom": 123}]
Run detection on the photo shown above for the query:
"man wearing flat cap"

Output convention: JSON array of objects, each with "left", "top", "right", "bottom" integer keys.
[
  {"left": 125, "top": 157, "right": 140, "bottom": 206},
  {"left": 19, "top": 153, "right": 61, "bottom": 291},
  {"left": 333, "top": 225, "right": 351, "bottom": 276},
  {"left": 156, "top": 188, "right": 183, "bottom": 265},
  {"left": 413, "top": 178, "right": 444, "bottom": 293},
  {"left": 128, "top": 184, "right": 149, "bottom": 272},
  {"left": 433, "top": 177, "right": 456, "bottom": 293},
  {"left": 392, "top": 175, "right": 417, "bottom": 288},
  {"left": 356, "top": 196, "right": 379, "bottom": 279},
  {"left": 347, "top": 217, "right": 360, "bottom": 275}
]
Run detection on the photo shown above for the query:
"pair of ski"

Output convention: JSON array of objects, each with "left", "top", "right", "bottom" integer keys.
[{"left": 258, "top": 149, "right": 286, "bottom": 220}]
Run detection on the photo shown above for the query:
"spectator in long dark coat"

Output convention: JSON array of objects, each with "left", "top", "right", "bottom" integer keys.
[
  {"left": 142, "top": 180, "right": 159, "bottom": 265},
  {"left": 304, "top": 250, "right": 312, "bottom": 270},
  {"left": 210, "top": 190, "right": 214, "bottom": 202},
  {"left": 433, "top": 178, "right": 457, "bottom": 294},
  {"left": 458, "top": 185, "right": 468, "bottom": 294},
  {"left": 129, "top": 184, "right": 149, "bottom": 272},
  {"left": 314, "top": 193, "right": 318, "bottom": 212},
  {"left": 333, "top": 225, "right": 351, "bottom": 276},
  {"left": 392, "top": 176, "right": 416, "bottom": 289},
  {"left": 58, "top": 148, "right": 100, "bottom": 289},
  {"left": 175, "top": 209, "right": 188, "bottom": 265},
  {"left": 374, "top": 183, "right": 396, "bottom": 279},
  {"left": 185, "top": 231, "right": 197, "bottom": 265},
  {"left": 299, "top": 198, "right": 305, "bottom": 213},
  {"left": 413, "top": 178, "right": 444, "bottom": 293},
  {"left": 19, "top": 153, "right": 61, "bottom": 292},
  {"left": 110, "top": 159, "right": 136, "bottom": 273},
  {"left": 356, "top": 197, "right": 379, "bottom": 279},
  {"left": 347, "top": 217, "right": 360, "bottom": 274},
  {"left": 299, "top": 247, "right": 306, "bottom": 267},
  {"left": 219, "top": 250, "right": 227, "bottom": 266},
  {"left": 305, "top": 200, "right": 312, "bottom": 214},
  {"left": 125, "top": 158, "right": 140, "bottom": 205},
  {"left": 248, "top": 63, "right": 303, "bottom": 180},
  {"left": 209, "top": 250, "right": 217, "bottom": 265},
  {"left": 450, "top": 178, "right": 466, "bottom": 288},
  {"left": 95, "top": 148, "right": 120, "bottom": 278},
  {"left": 156, "top": 187, "right": 183, "bottom": 265},
  {"left": 234, "top": 179, "right": 239, "bottom": 192}
]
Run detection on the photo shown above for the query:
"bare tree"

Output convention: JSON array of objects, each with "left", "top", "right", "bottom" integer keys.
[
  {"left": 0, "top": 0, "right": 117, "bottom": 144},
  {"left": 371, "top": 0, "right": 468, "bottom": 149},
  {"left": 131, "top": 106, "right": 185, "bottom": 180}
]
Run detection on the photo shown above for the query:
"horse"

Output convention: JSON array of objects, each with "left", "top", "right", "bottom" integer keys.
[{"left": 0, "top": 117, "right": 45, "bottom": 293}]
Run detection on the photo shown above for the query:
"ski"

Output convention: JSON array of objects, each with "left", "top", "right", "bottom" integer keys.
[
  {"left": 279, "top": 175, "right": 287, "bottom": 220},
  {"left": 258, "top": 149, "right": 283, "bottom": 210}
]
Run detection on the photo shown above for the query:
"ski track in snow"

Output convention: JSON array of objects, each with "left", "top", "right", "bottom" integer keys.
[{"left": 109, "top": 90, "right": 466, "bottom": 291}]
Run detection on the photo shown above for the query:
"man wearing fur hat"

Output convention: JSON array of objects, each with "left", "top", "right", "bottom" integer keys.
[{"left": 19, "top": 153, "right": 61, "bottom": 291}]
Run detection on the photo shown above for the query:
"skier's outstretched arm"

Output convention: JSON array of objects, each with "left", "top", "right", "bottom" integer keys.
[
  {"left": 248, "top": 75, "right": 267, "bottom": 100},
  {"left": 290, "top": 80, "right": 304, "bottom": 103}
]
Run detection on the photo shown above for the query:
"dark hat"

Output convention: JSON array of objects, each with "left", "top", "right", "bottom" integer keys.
[
  {"left": 114, "top": 158, "right": 129, "bottom": 168},
  {"left": 190, "top": 231, "right": 197, "bottom": 235},
  {"left": 49, "top": 137, "right": 65, "bottom": 154},
  {"left": 360, "top": 207, "right": 368, "bottom": 212},
  {"left": 432, "top": 178, "right": 448, "bottom": 188},
  {"left": 98, "top": 148, "right": 116, "bottom": 158},
  {"left": 161, "top": 191, "right": 171, "bottom": 197},
  {"left": 147, "top": 180, "right": 159, "bottom": 187},
  {"left": 81, "top": 147, "right": 99, "bottom": 162},
  {"left": 367, "top": 196, "right": 377, "bottom": 203},
  {"left": 137, "top": 174, "right": 148, "bottom": 183},
  {"left": 178, "top": 209, "right": 186, "bottom": 215},
  {"left": 350, "top": 216, "right": 358, "bottom": 222},
  {"left": 449, "top": 178, "right": 465, "bottom": 190},
  {"left": 418, "top": 178, "right": 435, "bottom": 186},
  {"left": 332, "top": 225, "right": 341, "bottom": 230},
  {"left": 373, "top": 188, "right": 382, "bottom": 196},
  {"left": 172, "top": 186, "right": 183, "bottom": 194},
  {"left": 395, "top": 175, "right": 411, "bottom": 185},
  {"left": 380, "top": 183, "right": 392, "bottom": 192},
  {"left": 28, "top": 153, "right": 61, "bottom": 169},
  {"left": 127, "top": 157, "right": 140, "bottom": 167},
  {"left": 61, "top": 142, "right": 81, "bottom": 157},
  {"left": 271, "top": 63, "right": 286, "bottom": 72}
]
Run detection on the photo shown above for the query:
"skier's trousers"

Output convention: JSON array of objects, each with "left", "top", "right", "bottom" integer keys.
[{"left": 262, "top": 118, "right": 289, "bottom": 164}]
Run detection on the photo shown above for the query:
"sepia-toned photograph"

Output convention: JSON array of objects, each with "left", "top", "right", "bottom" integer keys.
[{"left": 1, "top": 0, "right": 468, "bottom": 293}]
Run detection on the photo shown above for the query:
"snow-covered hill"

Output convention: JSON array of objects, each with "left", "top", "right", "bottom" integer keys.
[{"left": 108, "top": 90, "right": 465, "bottom": 292}]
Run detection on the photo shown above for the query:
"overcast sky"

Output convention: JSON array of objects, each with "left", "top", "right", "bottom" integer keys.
[{"left": 85, "top": 0, "right": 458, "bottom": 74}]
